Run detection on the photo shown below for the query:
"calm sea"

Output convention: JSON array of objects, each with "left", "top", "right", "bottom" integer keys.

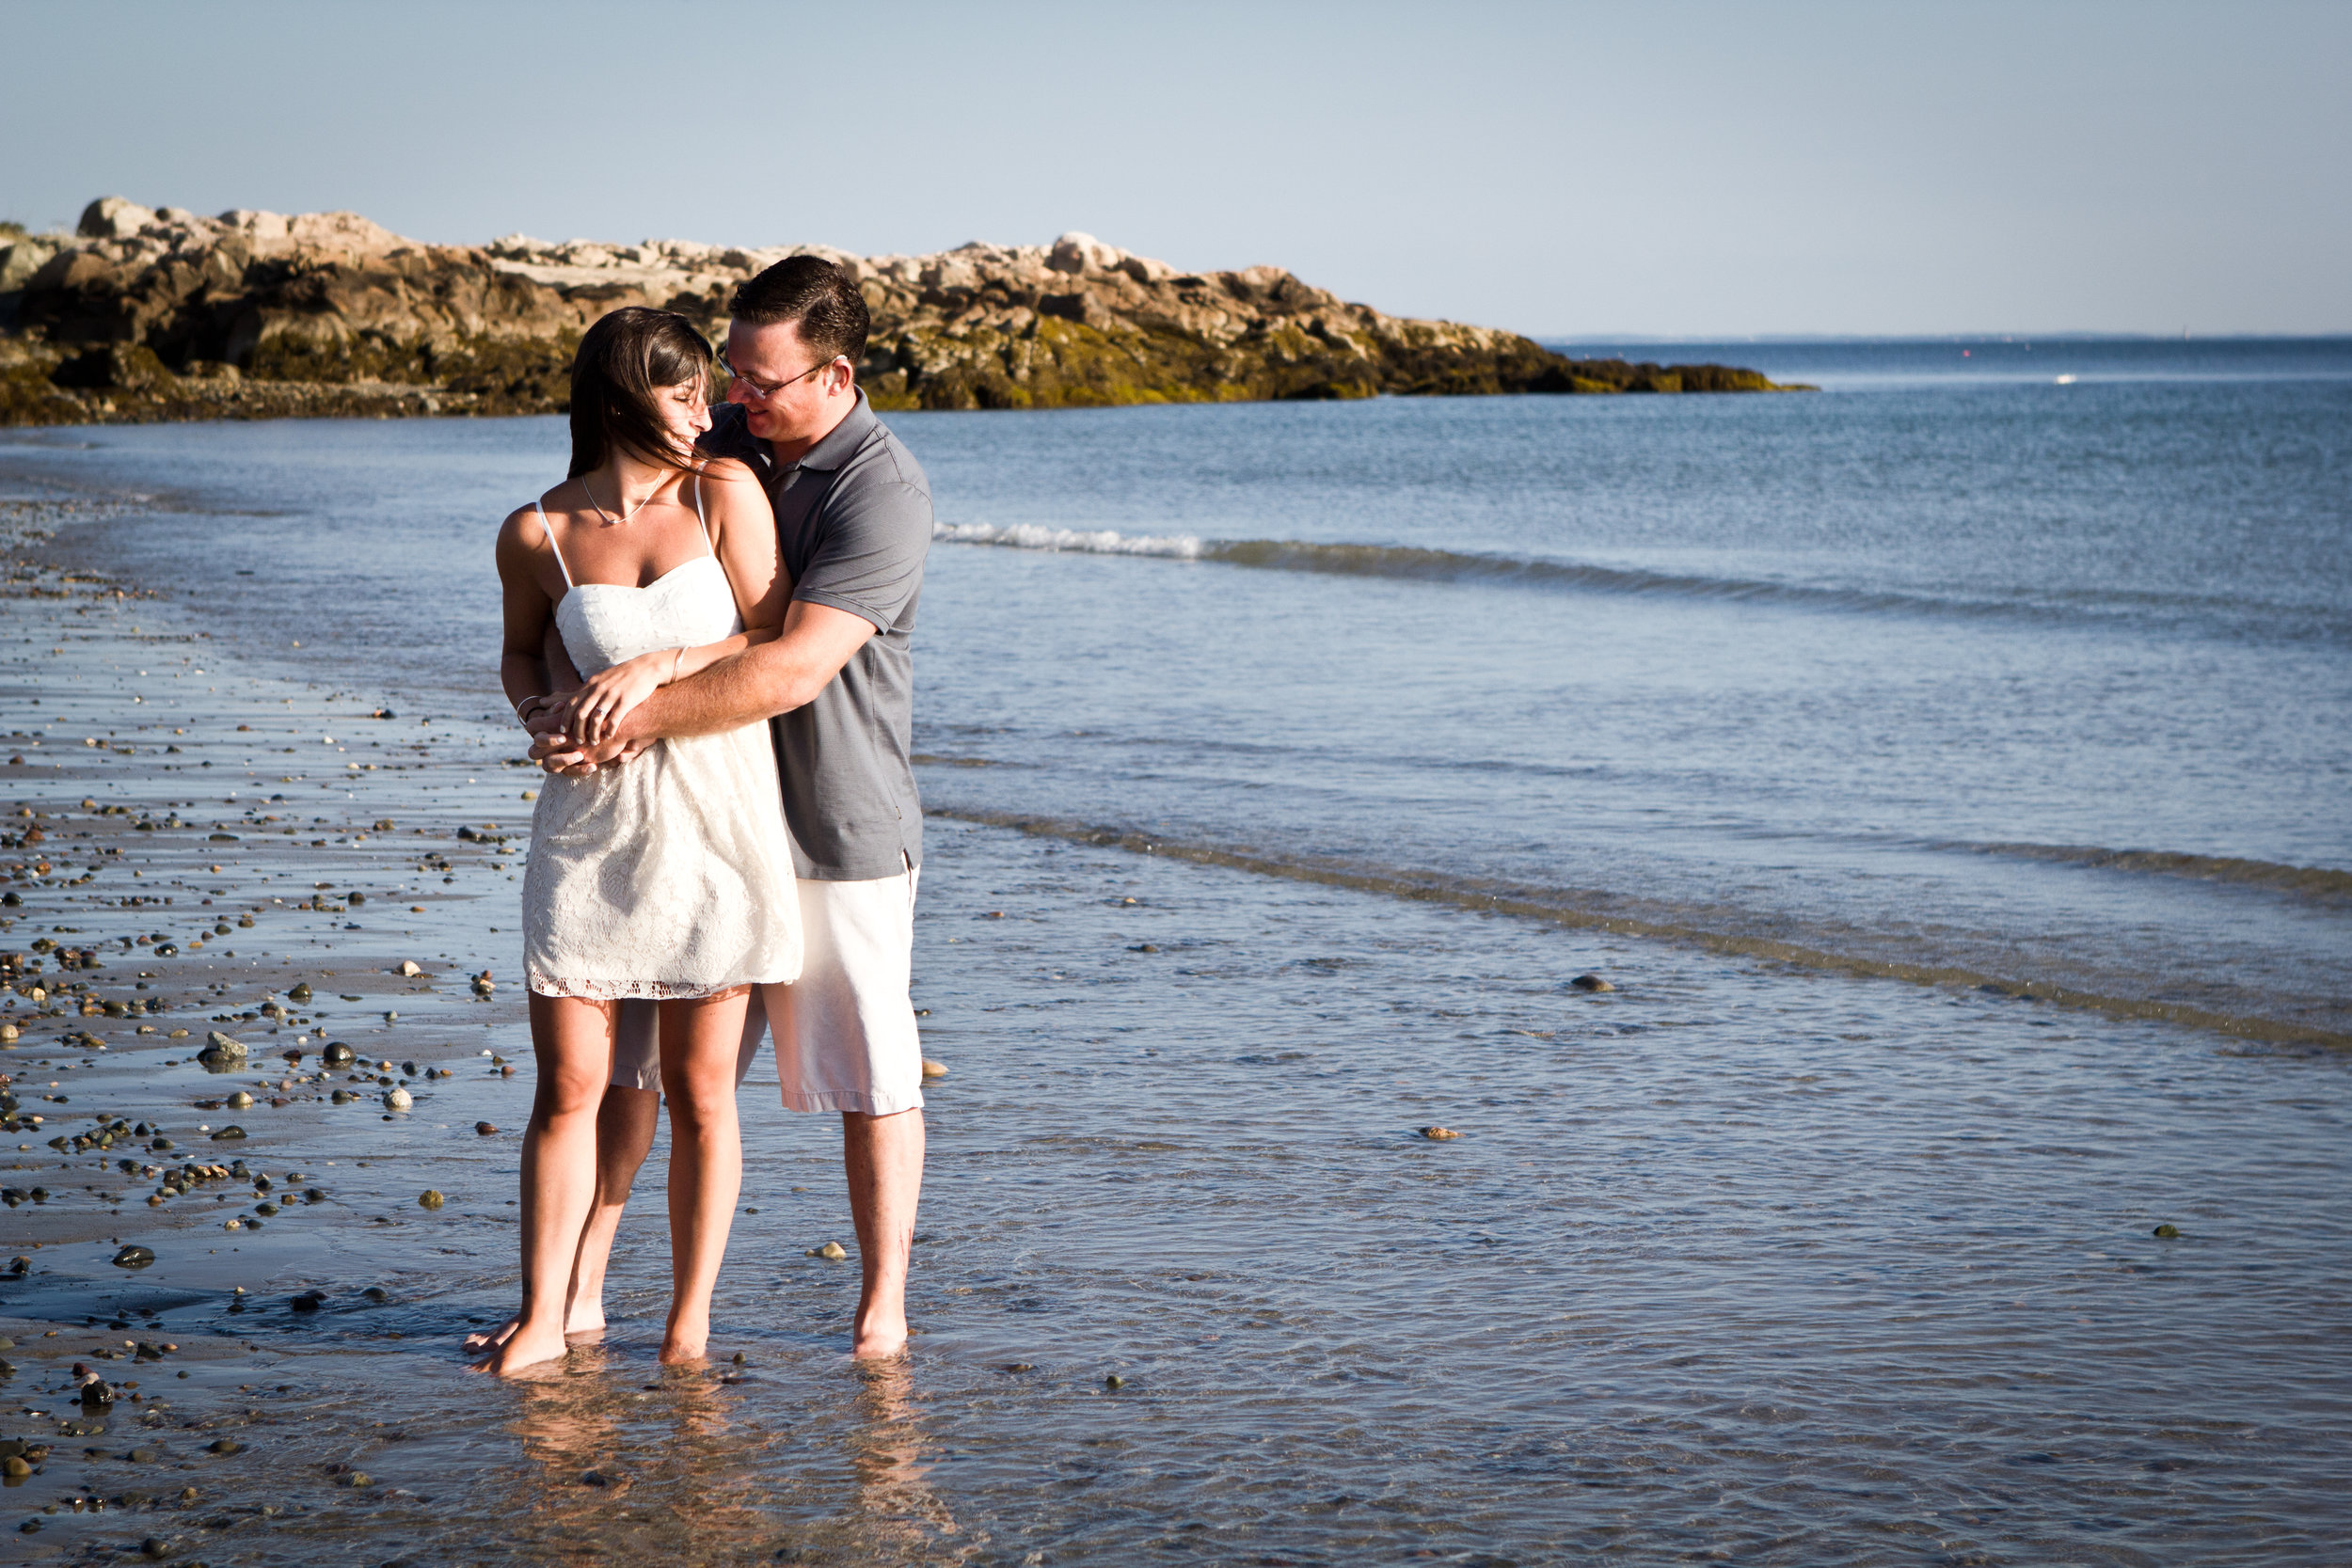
[
  {"left": 2, "top": 337, "right": 2347, "bottom": 1561},
  {"left": 14, "top": 336, "right": 2345, "bottom": 1038}
]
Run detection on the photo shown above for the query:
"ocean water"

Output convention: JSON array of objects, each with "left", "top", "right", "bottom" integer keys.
[
  {"left": 10, "top": 337, "right": 2346, "bottom": 1039},
  {"left": 3, "top": 339, "right": 2350, "bottom": 1561}
]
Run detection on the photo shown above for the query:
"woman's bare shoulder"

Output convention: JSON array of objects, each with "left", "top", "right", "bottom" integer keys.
[
  {"left": 497, "top": 487, "right": 569, "bottom": 557},
  {"left": 696, "top": 456, "right": 765, "bottom": 492}
]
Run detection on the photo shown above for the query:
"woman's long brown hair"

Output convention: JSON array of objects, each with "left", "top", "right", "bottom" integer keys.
[{"left": 566, "top": 307, "right": 714, "bottom": 479}]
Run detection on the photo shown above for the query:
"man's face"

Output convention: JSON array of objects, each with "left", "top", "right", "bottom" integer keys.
[{"left": 724, "top": 318, "right": 849, "bottom": 446}]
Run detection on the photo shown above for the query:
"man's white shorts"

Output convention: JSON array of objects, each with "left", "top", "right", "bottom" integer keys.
[{"left": 610, "top": 857, "right": 924, "bottom": 1116}]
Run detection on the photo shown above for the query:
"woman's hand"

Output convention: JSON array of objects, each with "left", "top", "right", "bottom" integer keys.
[{"left": 548, "top": 650, "right": 672, "bottom": 745}]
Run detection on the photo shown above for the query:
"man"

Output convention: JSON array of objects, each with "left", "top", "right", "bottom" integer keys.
[{"left": 532, "top": 255, "right": 933, "bottom": 1359}]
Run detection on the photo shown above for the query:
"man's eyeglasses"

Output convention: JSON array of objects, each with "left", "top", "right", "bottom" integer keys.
[{"left": 720, "top": 351, "right": 841, "bottom": 404}]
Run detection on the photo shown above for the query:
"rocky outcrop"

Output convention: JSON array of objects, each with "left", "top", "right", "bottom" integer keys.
[{"left": 1, "top": 198, "right": 1795, "bottom": 424}]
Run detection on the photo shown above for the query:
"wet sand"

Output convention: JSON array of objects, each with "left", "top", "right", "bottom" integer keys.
[{"left": 3, "top": 491, "right": 2349, "bottom": 1564}]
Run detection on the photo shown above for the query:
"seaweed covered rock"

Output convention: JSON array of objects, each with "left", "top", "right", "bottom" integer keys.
[{"left": 3, "top": 200, "right": 1795, "bottom": 425}]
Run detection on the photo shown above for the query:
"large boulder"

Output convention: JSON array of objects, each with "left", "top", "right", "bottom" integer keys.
[{"left": 78, "top": 197, "right": 156, "bottom": 241}]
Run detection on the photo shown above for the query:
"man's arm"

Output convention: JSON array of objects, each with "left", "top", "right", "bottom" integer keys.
[{"left": 530, "top": 598, "right": 873, "bottom": 768}]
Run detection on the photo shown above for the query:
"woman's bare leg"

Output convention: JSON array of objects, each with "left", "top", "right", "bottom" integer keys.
[
  {"left": 567, "top": 1085, "right": 660, "bottom": 1331},
  {"left": 657, "top": 990, "right": 752, "bottom": 1364},
  {"left": 464, "top": 1083, "right": 660, "bottom": 1349},
  {"left": 474, "top": 993, "right": 617, "bottom": 1375}
]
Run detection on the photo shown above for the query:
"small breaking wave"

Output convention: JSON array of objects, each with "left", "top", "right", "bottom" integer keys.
[{"left": 932, "top": 521, "right": 1205, "bottom": 559}]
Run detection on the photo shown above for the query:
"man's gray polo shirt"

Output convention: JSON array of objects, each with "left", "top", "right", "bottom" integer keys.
[{"left": 702, "top": 391, "right": 930, "bottom": 881}]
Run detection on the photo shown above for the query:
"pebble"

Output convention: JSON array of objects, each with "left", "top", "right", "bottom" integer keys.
[
  {"left": 227, "top": 1091, "right": 253, "bottom": 1109},
  {"left": 474, "top": 1121, "right": 499, "bottom": 1136},
  {"left": 920, "top": 1058, "right": 948, "bottom": 1079},
  {"left": 810, "top": 1241, "right": 847, "bottom": 1260},
  {"left": 1570, "top": 974, "right": 1614, "bottom": 991},
  {"left": 211, "top": 1125, "right": 247, "bottom": 1141},
  {"left": 418, "top": 1189, "right": 445, "bottom": 1210},
  {"left": 111, "top": 1245, "right": 154, "bottom": 1270},
  {"left": 1419, "top": 1125, "right": 1462, "bottom": 1141},
  {"left": 384, "top": 1086, "right": 413, "bottom": 1111},
  {"left": 289, "top": 982, "right": 313, "bottom": 1003},
  {"left": 336, "top": 1471, "right": 373, "bottom": 1487},
  {"left": 2153, "top": 1223, "right": 2181, "bottom": 1239},
  {"left": 1104, "top": 1373, "right": 1128, "bottom": 1389},
  {"left": 206, "top": 1438, "right": 242, "bottom": 1454},
  {"left": 397, "top": 960, "right": 422, "bottom": 977}
]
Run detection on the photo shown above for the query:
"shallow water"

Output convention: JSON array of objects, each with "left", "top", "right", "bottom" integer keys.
[{"left": 7, "top": 809, "right": 2348, "bottom": 1563}]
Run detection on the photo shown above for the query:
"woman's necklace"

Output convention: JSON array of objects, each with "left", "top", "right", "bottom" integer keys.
[{"left": 580, "top": 473, "right": 658, "bottom": 527}]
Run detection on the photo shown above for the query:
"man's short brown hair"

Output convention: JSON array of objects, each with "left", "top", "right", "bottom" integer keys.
[{"left": 731, "top": 255, "right": 870, "bottom": 366}]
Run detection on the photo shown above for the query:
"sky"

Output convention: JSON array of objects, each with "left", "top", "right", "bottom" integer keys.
[{"left": 4, "top": 0, "right": 2347, "bottom": 337}]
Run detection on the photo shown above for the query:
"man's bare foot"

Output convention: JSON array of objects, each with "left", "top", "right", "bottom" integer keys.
[
  {"left": 462, "top": 1301, "right": 606, "bottom": 1353},
  {"left": 469, "top": 1321, "right": 570, "bottom": 1376},
  {"left": 658, "top": 1308, "right": 709, "bottom": 1365},
  {"left": 850, "top": 1313, "right": 908, "bottom": 1360}
]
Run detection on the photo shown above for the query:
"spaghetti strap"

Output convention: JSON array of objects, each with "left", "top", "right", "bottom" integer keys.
[
  {"left": 692, "top": 469, "right": 717, "bottom": 558},
  {"left": 534, "top": 497, "right": 575, "bottom": 588},
  {"left": 693, "top": 467, "right": 739, "bottom": 604}
]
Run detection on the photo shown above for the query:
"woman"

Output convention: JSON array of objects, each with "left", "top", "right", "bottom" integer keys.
[{"left": 482, "top": 306, "right": 800, "bottom": 1375}]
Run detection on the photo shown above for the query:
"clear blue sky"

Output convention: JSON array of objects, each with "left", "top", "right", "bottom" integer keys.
[{"left": 5, "top": 0, "right": 2346, "bottom": 337}]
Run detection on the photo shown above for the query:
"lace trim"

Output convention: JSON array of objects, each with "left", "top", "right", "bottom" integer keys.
[{"left": 528, "top": 972, "right": 761, "bottom": 1002}]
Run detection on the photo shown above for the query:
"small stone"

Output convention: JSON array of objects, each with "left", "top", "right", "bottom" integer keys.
[
  {"left": 2153, "top": 1223, "right": 2181, "bottom": 1239},
  {"left": 383, "top": 1087, "right": 412, "bottom": 1111},
  {"left": 1419, "top": 1125, "right": 1461, "bottom": 1141},
  {"left": 289, "top": 1291, "right": 323, "bottom": 1311},
  {"left": 397, "top": 960, "right": 421, "bottom": 977},
  {"left": 1104, "top": 1373, "right": 1127, "bottom": 1389},
  {"left": 2, "top": 1456, "right": 29, "bottom": 1478},
  {"left": 323, "top": 1042, "right": 355, "bottom": 1065},
  {"left": 288, "top": 982, "right": 312, "bottom": 1003},
  {"left": 418, "top": 1189, "right": 444, "bottom": 1210},
  {"left": 211, "top": 1125, "right": 246, "bottom": 1141},
  {"left": 111, "top": 1245, "right": 154, "bottom": 1270},
  {"left": 920, "top": 1058, "right": 948, "bottom": 1079},
  {"left": 127, "top": 1447, "right": 159, "bottom": 1464},
  {"left": 474, "top": 1121, "right": 498, "bottom": 1136},
  {"left": 227, "top": 1091, "right": 253, "bottom": 1109},
  {"left": 1570, "top": 974, "right": 1614, "bottom": 992},
  {"left": 811, "top": 1241, "right": 847, "bottom": 1260},
  {"left": 337, "top": 1470, "right": 372, "bottom": 1487},
  {"left": 140, "top": 1536, "right": 169, "bottom": 1559},
  {"left": 362, "top": 1286, "right": 388, "bottom": 1302},
  {"left": 206, "top": 1438, "right": 242, "bottom": 1454}
]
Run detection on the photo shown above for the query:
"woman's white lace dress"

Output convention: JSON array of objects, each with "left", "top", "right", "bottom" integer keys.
[{"left": 522, "top": 511, "right": 801, "bottom": 999}]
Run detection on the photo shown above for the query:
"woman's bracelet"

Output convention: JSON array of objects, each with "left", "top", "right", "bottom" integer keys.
[{"left": 513, "top": 693, "right": 549, "bottom": 720}]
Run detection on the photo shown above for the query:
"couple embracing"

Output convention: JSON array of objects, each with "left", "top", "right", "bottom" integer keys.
[{"left": 481, "top": 258, "right": 930, "bottom": 1375}]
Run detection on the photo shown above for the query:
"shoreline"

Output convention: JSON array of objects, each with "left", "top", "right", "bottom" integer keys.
[{"left": 0, "top": 491, "right": 565, "bottom": 1546}]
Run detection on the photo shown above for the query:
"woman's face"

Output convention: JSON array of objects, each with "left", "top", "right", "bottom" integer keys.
[{"left": 654, "top": 378, "right": 714, "bottom": 456}]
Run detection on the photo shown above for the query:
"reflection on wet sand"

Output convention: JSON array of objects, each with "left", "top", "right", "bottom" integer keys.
[{"left": 849, "top": 1357, "right": 963, "bottom": 1556}]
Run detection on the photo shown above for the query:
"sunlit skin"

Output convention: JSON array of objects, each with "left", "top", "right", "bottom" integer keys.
[{"left": 525, "top": 317, "right": 928, "bottom": 1360}]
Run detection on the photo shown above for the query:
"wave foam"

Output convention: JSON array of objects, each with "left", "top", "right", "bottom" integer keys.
[{"left": 933, "top": 521, "right": 1204, "bottom": 560}]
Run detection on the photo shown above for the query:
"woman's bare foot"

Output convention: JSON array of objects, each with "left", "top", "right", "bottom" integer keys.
[
  {"left": 469, "top": 1320, "right": 571, "bottom": 1376},
  {"left": 462, "top": 1301, "right": 607, "bottom": 1353}
]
